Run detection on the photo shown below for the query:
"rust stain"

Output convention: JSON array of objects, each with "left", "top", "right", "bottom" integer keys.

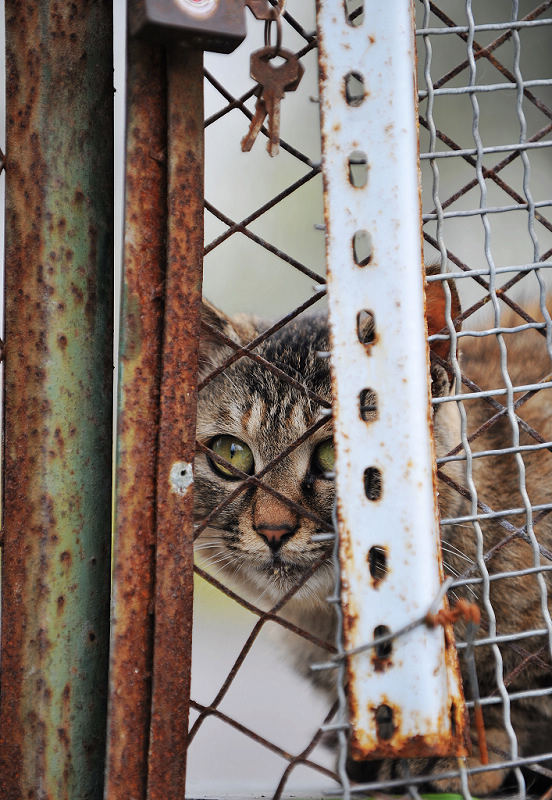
[
  {"left": 0, "top": 1, "right": 113, "bottom": 796},
  {"left": 349, "top": 693, "right": 456, "bottom": 761},
  {"left": 473, "top": 702, "right": 489, "bottom": 765},
  {"left": 145, "top": 45, "right": 204, "bottom": 800},
  {"left": 104, "top": 38, "right": 167, "bottom": 800},
  {"left": 371, "top": 654, "right": 393, "bottom": 672}
]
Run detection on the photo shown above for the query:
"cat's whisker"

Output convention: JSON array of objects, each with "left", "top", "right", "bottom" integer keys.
[
  {"left": 441, "top": 544, "right": 474, "bottom": 565},
  {"left": 194, "top": 523, "right": 234, "bottom": 535},
  {"left": 194, "top": 542, "right": 223, "bottom": 552},
  {"left": 199, "top": 552, "right": 236, "bottom": 572},
  {"left": 203, "top": 562, "right": 237, "bottom": 581},
  {"left": 442, "top": 561, "right": 477, "bottom": 600},
  {"left": 441, "top": 538, "right": 474, "bottom": 557}
]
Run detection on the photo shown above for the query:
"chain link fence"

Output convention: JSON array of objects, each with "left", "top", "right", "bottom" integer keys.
[
  {"left": 0, "top": 1, "right": 550, "bottom": 798},
  {"left": 189, "top": 1, "right": 552, "bottom": 798}
]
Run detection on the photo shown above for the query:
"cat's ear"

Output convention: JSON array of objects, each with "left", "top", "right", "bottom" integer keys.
[
  {"left": 199, "top": 298, "right": 258, "bottom": 379},
  {"left": 425, "top": 265, "right": 461, "bottom": 362}
]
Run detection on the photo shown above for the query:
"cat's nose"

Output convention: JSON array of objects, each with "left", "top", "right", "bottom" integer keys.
[
  {"left": 256, "top": 524, "right": 295, "bottom": 553},
  {"left": 253, "top": 494, "right": 299, "bottom": 552}
]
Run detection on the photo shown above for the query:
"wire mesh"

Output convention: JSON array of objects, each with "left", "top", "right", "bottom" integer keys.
[{"left": 189, "top": 1, "right": 552, "bottom": 798}]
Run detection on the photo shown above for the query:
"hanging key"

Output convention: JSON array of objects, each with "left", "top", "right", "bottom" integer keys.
[
  {"left": 248, "top": 47, "right": 304, "bottom": 156},
  {"left": 241, "top": 89, "right": 268, "bottom": 152}
]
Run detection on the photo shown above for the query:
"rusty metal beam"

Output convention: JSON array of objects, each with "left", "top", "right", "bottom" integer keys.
[
  {"left": 0, "top": 2, "right": 113, "bottom": 798},
  {"left": 146, "top": 46, "right": 204, "bottom": 800},
  {"left": 104, "top": 39, "right": 167, "bottom": 800}
]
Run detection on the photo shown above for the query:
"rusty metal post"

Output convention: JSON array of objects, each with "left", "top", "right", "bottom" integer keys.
[
  {"left": 0, "top": 2, "right": 113, "bottom": 799},
  {"left": 146, "top": 46, "right": 203, "bottom": 800},
  {"left": 104, "top": 39, "right": 167, "bottom": 800}
]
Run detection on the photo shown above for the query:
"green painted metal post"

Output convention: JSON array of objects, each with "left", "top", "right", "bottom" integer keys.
[{"left": 0, "top": 2, "right": 114, "bottom": 798}]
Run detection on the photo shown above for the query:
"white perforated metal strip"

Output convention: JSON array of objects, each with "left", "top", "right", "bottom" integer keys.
[{"left": 316, "top": 0, "right": 465, "bottom": 763}]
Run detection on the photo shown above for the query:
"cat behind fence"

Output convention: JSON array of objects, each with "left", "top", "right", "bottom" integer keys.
[{"left": 194, "top": 275, "right": 552, "bottom": 795}]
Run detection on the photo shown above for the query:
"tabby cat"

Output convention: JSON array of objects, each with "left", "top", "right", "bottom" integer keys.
[{"left": 194, "top": 280, "right": 552, "bottom": 795}]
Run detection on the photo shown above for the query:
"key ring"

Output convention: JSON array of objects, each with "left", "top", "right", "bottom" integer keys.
[
  {"left": 263, "top": 0, "right": 285, "bottom": 55},
  {"left": 264, "top": 15, "right": 282, "bottom": 55}
]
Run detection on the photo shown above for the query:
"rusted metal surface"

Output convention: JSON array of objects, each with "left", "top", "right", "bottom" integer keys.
[
  {"left": 128, "top": 0, "right": 247, "bottom": 53},
  {"left": 316, "top": 0, "right": 466, "bottom": 760},
  {"left": 146, "top": 45, "right": 204, "bottom": 800},
  {"left": 104, "top": 38, "right": 167, "bottom": 800},
  {"left": 0, "top": 2, "right": 113, "bottom": 798}
]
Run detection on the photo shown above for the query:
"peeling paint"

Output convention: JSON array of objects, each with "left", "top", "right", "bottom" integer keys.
[{"left": 170, "top": 461, "right": 194, "bottom": 495}]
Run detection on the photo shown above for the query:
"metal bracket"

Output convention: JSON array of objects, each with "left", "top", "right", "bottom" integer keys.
[{"left": 317, "top": 0, "right": 467, "bottom": 761}]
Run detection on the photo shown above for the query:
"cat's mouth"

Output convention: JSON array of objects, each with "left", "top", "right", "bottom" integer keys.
[{"left": 257, "top": 553, "right": 311, "bottom": 584}]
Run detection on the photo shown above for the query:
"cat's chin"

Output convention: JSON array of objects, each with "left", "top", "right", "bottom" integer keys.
[
  {"left": 242, "top": 556, "right": 334, "bottom": 610},
  {"left": 195, "top": 534, "right": 334, "bottom": 609}
]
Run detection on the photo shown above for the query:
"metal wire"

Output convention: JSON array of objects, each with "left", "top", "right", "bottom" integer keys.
[
  {"left": 416, "top": 18, "right": 552, "bottom": 35},
  {"left": 331, "top": 752, "right": 552, "bottom": 795},
  {"left": 420, "top": 140, "right": 552, "bottom": 159},
  {"left": 419, "top": 78, "right": 552, "bottom": 98},
  {"left": 190, "top": 1, "right": 552, "bottom": 796}
]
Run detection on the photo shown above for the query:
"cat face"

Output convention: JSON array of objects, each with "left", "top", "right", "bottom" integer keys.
[
  {"left": 194, "top": 306, "right": 335, "bottom": 604},
  {"left": 194, "top": 279, "right": 459, "bottom": 606}
]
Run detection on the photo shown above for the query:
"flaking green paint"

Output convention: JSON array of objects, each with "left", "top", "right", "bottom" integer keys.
[{"left": 0, "top": 2, "right": 113, "bottom": 798}]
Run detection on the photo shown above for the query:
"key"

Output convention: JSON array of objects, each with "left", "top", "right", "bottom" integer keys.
[
  {"left": 249, "top": 47, "right": 304, "bottom": 156},
  {"left": 241, "top": 90, "right": 268, "bottom": 152}
]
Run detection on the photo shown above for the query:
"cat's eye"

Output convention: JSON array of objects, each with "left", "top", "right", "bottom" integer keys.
[
  {"left": 312, "top": 439, "right": 335, "bottom": 477},
  {"left": 208, "top": 435, "right": 254, "bottom": 480}
]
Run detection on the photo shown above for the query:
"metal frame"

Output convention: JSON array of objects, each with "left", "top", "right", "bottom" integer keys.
[
  {"left": 0, "top": 3, "right": 113, "bottom": 796},
  {"left": 106, "top": 36, "right": 204, "bottom": 800},
  {"left": 317, "top": 0, "right": 466, "bottom": 761},
  {"left": 1, "top": 1, "right": 551, "bottom": 798}
]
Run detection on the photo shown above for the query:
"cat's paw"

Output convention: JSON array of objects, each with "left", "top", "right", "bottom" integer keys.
[
  {"left": 428, "top": 727, "right": 511, "bottom": 796},
  {"left": 361, "top": 728, "right": 511, "bottom": 796}
]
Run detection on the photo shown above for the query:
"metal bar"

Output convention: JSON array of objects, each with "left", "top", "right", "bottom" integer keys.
[
  {"left": 0, "top": 2, "right": 113, "bottom": 798},
  {"left": 317, "top": 0, "right": 466, "bottom": 762},
  {"left": 431, "top": 323, "right": 549, "bottom": 338},
  {"left": 146, "top": 45, "right": 204, "bottom": 800},
  {"left": 104, "top": 38, "right": 167, "bottom": 800},
  {"left": 432, "top": 380, "right": 552, "bottom": 404},
  {"left": 416, "top": 18, "right": 552, "bottom": 35},
  {"left": 419, "top": 78, "right": 552, "bottom": 97},
  {"left": 437, "top": 439, "right": 552, "bottom": 464},
  {"left": 420, "top": 140, "right": 552, "bottom": 159},
  {"left": 426, "top": 263, "right": 552, "bottom": 280}
]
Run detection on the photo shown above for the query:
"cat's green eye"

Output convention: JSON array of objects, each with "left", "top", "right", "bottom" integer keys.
[
  {"left": 313, "top": 439, "right": 335, "bottom": 476},
  {"left": 208, "top": 435, "right": 254, "bottom": 480}
]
